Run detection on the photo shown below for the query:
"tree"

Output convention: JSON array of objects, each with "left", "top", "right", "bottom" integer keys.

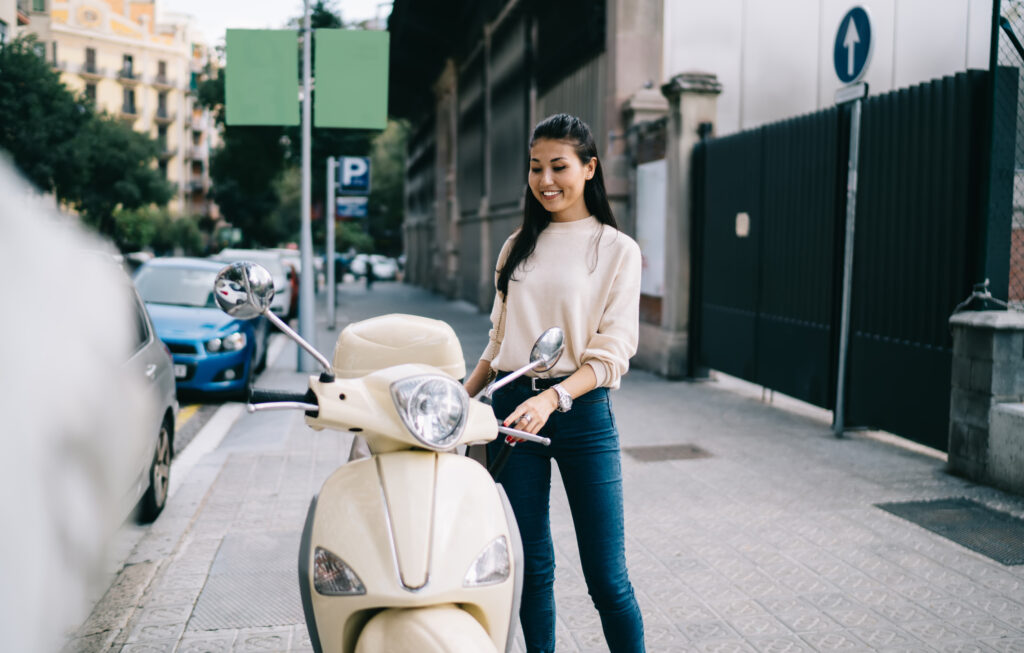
[
  {"left": 0, "top": 35, "right": 173, "bottom": 237},
  {"left": 0, "top": 35, "right": 90, "bottom": 201},
  {"left": 197, "top": 68, "right": 287, "bottom": 247},
  {"left": 367, "top": 120, "right": 408, "bottom": 255},
  {"left": 71, "top": 114, "right": 174, "bottom": 235}
]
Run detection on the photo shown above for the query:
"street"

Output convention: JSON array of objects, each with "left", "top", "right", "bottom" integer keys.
[{"left": 67, "top": 280, "right": 1024, "bottom": 653}]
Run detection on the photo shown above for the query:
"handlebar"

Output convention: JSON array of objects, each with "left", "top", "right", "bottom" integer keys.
[{"left": 249, "top": 388, "right": 317, "bottom": 405}]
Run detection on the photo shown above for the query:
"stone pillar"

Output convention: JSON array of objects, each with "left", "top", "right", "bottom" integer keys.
[
  {"left": 633, "top": 72, "right": 720, "bottom": 379},
  {"left": 948, "top": 310, "right": 1024, "bottom": 494}
]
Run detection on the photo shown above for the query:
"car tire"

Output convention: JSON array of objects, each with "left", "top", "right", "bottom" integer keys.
[{"left": 137, "top": 417, "right": 172, "bottom": 524}]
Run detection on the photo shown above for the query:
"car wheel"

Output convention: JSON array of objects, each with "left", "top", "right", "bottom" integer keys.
[{"left": 137, "top": 417, "right": 172, "bottom": 524}]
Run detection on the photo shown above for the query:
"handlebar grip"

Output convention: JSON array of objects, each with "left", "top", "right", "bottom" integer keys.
[{"left": 249, "top": 388, "right": 317, "bottom": 405}]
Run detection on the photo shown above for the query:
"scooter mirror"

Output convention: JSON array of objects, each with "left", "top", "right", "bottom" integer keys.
[
  {"left": 529, "top": 327, "right": 565, "bottom": 372},
  {"left": 213, "top": 262, "right": 275, "bottom": 319}
]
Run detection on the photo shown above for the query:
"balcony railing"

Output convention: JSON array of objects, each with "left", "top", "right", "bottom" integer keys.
[
  {"left": 117, "top": 68, "right": 140, "bottom": 84},
  {"left": 152, "top": 74, "right": 176, "bottom": 89},
  {"left": 158, "top": 147, "right": 178, "bottom": 161},
  {"left": 119, "top": 105, "right": 138, "bottom": 122},
  {"left": 154, "top": 108, "right": 176, "bottom": 124},
  {"left": 79, "top": 62, "right": 105, "bottom": 78}
]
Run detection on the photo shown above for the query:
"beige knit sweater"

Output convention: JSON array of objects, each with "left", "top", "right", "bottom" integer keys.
[{"left": 480, "top": 216, "right": 642, "bottom": 389}]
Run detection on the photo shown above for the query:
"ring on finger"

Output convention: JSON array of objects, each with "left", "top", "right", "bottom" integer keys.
[{"left": 522, "top": 413, "right": 533, "bottom": 424}]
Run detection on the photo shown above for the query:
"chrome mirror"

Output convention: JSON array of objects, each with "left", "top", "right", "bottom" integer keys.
[
  {"left": 529, "top": 327, "right": 564, "bottom": 372},
  {"left": 214, "top": 262, "right": 275, "bottom": 319},
  {"left": 483, "top": 326, "right": 566, "bottom": 397}
]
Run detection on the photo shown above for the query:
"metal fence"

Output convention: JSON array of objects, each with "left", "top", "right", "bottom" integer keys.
[{"left": 997, "top": 0, "right": 1024, "bottom": 309}]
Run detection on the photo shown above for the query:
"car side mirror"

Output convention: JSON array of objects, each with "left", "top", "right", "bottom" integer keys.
[{"left": 213, "top": 261, "right": 275, "bottom": 319}]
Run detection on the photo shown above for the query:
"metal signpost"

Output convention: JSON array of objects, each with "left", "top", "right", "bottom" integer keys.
[
  {"left": 833, "top": 6, "right": 872, "bottom": 437},
  {"left": 326, "top": 157, "right": 336, "bottom": 330}
]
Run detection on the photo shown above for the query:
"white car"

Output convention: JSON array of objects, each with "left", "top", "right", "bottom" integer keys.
[
  {"left": 350, "top": 254, "right": 399, "bottom": 280},
  {"left": 211, "top": 249, "right": 292, "bottom": 319}
]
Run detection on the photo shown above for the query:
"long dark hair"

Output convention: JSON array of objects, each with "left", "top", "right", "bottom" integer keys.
[{"left": 496, "top": 113, "right": 618, "bottom": 297}]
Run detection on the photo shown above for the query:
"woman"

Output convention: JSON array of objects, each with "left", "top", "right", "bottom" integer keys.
[{"left": 464, "top": 114, "right": 645, "bottom": 653}]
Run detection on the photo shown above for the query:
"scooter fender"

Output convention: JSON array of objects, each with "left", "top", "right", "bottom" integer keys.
[{"left": 300, "top": 450, "right": 522, "bottom": 653}]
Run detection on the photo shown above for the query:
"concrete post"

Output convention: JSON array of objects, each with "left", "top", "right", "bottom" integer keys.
[
  {"left": 948, "top": 310, "right": 1024, "bottom": 494},
  {"left": 633, "top": 72, "right": 720, "bottom": 379}
]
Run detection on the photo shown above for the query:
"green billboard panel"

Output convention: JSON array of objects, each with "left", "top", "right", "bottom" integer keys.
[
  {"left": 225, "top": 30, "right": 299, "bottom": 126},
  {"left": 315, "top": 30, "right": 389, "bottom": 130}
]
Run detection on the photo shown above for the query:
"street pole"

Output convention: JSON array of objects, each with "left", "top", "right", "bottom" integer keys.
[
  {"left": 833, "top": 96, "right": 862, "bottom": 437},
  {"left": 327, "top": 157, "right": 337, "bottom": 330},
  {"left": 298, "top": 0, "right": 315, "bottom": 371}
]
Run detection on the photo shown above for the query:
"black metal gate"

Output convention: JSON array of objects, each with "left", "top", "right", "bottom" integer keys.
[{"left": 694, "top": 69, "right": 1011, "bottom": 450}]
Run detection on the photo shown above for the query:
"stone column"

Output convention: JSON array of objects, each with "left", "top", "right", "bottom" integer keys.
[
  {"left": 948, "top": 310, "right": 1024, "bottom": 494},
  {"left": 637, "top": 72, "right": 720, "bottom": 379}
]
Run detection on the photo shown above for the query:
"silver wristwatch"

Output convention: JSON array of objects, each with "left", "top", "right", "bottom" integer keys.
[{"left": 551, "top": 384, "right": 573, "bottom": 413}]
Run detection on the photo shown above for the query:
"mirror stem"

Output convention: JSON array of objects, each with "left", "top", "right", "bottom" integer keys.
[
  {"left": 265, "top": 311, "right": 335, "bottom": 381},
  {"left": 484, "top": 359, "right": 543, "bottom": 398}
]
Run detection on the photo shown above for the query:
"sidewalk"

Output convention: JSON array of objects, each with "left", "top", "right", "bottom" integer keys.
[{"left": 69, "top": 280, "right": 1024, "bottom": 653}]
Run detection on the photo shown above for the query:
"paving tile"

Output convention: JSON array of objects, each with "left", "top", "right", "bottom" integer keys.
[
  {"left": 797, "top": 630, "right": 867, "bottom": 650},
  {"left": 174, "top": 633, "right": 235, "bottom": 653},
  {"left": 747, "top": 636, "right": 815, "bottom": 653}
]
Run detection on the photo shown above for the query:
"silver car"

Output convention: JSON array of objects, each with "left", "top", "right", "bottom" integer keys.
[{"left": 125, "top": 278, "right": 179, "bottom": 523}]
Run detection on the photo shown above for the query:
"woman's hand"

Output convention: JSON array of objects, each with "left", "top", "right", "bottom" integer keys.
[{"left": 504, "top": 390, "right": 558, "bottom": 435}]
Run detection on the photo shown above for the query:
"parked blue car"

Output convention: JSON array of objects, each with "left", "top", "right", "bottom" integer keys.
[{"left": 134, "top": 258, "right": 269, "bottom": 398}]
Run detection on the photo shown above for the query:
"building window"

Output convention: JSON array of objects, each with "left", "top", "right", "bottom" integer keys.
[
  {"left": 0, "top": 20, "right": 8, "bottom": 48},
  {"left": 157, "top": 60, "right": 166, "bottom": 78},
  {"left": 85, "top": 83, "right": 96, "bottom": 102},
  {"left": 51, "top": 41, "right": 57, "bottom": 64},
  {"left": 158, "top": 160, "right": 168, "bottom": 179},
  {"left": 85, "top": 47, "right": 96, "bottom": 72},
  {"left": 33, "top": 41, "right": 45, "bottom": 58},
  {"left": 157, "top": 124, "right": 168, "bottom": 150},
  {"left": 157, "top": 91, "right": 168, "bottom": 118},
  {"left": 32, "top": 0, "right": 45, "bottom": 12},
  {"left": 192, "top": 130, "right": 200, "bottom": 145},
  {"left": 122, "top": 54, "right": 133, "bottom": 77},
  {"left": 122, "top": 87, "right": 136, "bottom": 114}
]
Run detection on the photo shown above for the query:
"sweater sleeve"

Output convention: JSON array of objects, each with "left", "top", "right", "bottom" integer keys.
[
  {"left": 479, "top": 236, "right": 515, "bottom": 362},
  {"left": 580, "top": 241, "right": 642, "bottom": 388}
]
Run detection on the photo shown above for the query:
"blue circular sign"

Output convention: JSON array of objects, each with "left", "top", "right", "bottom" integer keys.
[{"left": 833, "top": 6, "right": 872, "bottom": 84}]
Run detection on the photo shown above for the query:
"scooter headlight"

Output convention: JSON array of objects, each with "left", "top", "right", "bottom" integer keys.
[
  {"left": 389, "top": 374, "right": 468, "bottom": 450},
  {"left": 463, "top": 536, "right": 510, "bottom": 587},
  {"left": 313, "top": 547, "right": 366, "bottom": 596}
]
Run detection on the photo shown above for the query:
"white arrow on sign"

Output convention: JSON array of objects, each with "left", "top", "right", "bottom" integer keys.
[{"left": 843, "top": 16, "right": 860, "bottom": 77}]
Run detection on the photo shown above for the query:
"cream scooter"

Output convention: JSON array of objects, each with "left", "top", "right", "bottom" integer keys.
[{"left": 213, "top": 262, "right": 563, "bottom": 653}]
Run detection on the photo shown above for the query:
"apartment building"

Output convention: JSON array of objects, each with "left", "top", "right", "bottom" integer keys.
[{"left": 22, "top": 0, "right": 218, "bottom": 217}]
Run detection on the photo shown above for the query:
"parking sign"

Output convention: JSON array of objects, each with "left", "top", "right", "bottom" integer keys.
[{"left": 337, "top": 156, "right": 371, "bottom": 195}]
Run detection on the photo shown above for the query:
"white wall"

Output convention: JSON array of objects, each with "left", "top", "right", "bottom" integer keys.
[{"left": 664, "top": 0, "right": 993, "bottom": 135}]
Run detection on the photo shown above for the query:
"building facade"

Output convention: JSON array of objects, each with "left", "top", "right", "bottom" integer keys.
[{"left": 22, "top": 0, "right": 218, "bottom": 217}]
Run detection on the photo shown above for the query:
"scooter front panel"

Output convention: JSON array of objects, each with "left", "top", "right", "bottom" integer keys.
[{"left": 306, "top": 452, "right": 517, "bottom": 653}]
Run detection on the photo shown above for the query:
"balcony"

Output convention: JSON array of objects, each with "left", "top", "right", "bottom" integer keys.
[
  {"left": 188, "top": 144, "right": 208, "bottom": 160},
  {"left": 158, "top": 146, "right": 178, "bottom": 161},
  {"left": 152, "top": 74, "right": 176, "bottom": 90},
  {"left": 188, "top": 179, "right": 206, "bottom": 193},
  {"left": 16, "top": 0, "right": 31, "bottom": 24},
  {"left": 79, "top": 63, "right": 105, "bottom": 79},
  {"left": 119, "top": 105, "right": 138, "bottom": 122},
  {"left": 117, "top": 68, "right": 140, "bottom": 85},
  {"left": 154, "top": 108, "right": 176, "bottom": 125}
]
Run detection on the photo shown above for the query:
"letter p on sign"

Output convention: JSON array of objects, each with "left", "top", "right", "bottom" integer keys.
[{"left": 338, "top": 156, "right": 371, "bottom": 195}]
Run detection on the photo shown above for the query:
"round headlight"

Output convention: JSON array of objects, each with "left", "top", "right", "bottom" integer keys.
[{"left": 389, "top": 374, "right": 468, "bottom": 450}]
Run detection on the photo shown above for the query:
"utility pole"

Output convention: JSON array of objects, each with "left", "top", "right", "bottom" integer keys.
[{"left": 298, "top": 0, "right": 315, "bottom": 371}]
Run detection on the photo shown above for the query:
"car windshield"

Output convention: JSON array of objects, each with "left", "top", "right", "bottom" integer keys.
[{"left": 134, "top": 265, "right": 218, "bottom": 308}]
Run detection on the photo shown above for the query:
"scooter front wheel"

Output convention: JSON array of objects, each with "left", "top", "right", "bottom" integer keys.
[{"left": 354, "top": 604, "right": 498, "bottom": 653}]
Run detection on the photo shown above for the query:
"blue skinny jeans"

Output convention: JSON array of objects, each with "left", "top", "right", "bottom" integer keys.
[{"left": 488, "top": 379, "right": 645, "bottom": 653}]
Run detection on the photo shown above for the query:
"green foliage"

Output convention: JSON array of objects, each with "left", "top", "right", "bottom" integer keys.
[
  {"left": 0, "top": 34, "right": 173, "bottom": 237},
  {"left": 112, "top": 207, "right": 205, "bottom": 255},
  {"left": 367, "top": 120, "right": 408, "bottom": 255},
  {"left": 199, "top": 67, "right": 288, "bottom": 247},
  {"left": 337, "top": 220, "right": 374, "bottom": 253},
  {"left": 72, "top": 115, "right": 174, "bottom": 234},
  {"left": 113, "top": 206, "right": 159, "bottom": 252},
  {"left": 0, "top": 35, "right": 90, "bottom": 199}
]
